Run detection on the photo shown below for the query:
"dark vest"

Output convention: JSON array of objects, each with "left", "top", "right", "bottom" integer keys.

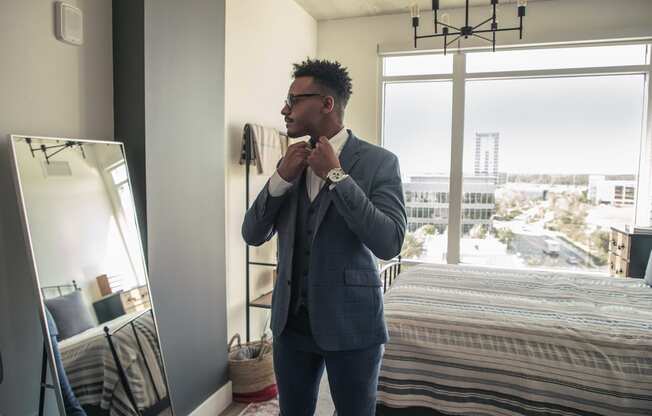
[{"left": 286, "top": 171, "right": 327, "bottom": 334}]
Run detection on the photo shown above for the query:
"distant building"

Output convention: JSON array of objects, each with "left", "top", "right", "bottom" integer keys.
[
  {"left": 588, "top": 175, "right": 636, "bottom": 206},
  {"left": 474, "top": 132, "right": 500, "bottom": 180},
  {"left": 404, "top": 175, "right": 496, "bottom": 234}
]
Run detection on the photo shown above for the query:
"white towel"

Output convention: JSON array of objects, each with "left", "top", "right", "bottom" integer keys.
[{"left": 239, "top": 123, "right": 287, "bottom": 175}]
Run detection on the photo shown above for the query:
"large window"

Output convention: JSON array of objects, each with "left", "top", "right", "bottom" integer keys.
[{"left": 381, "top": 43, "right": 652, "bottom": 273}]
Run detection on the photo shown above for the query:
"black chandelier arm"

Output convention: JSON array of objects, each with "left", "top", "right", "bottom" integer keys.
[
  {"left": 446, "top": 35, "right": 462, "bottom": 48},
  {"left": 25, "top": 139, "right": 85, "bottom": 164},
  {"left": 472, "top": 16, "right": 495, "bottom": 31},
  {"left": 416, "top": 30, "right": 462, "bottom": 40},
  {"left": 472, "top": 33, "right": 493, "bottom": 44},
  {"left": 40, "top": 143, "right": 71, "bottom": 152},
  {"left": 46, "top": 145, "right": 72, "bottom": 161},
  {"left": 437, "top": 21, "right": 462, "bottom": 32},
  {"left": 474, "top": 26, "right": 522, "bottom": 35}
]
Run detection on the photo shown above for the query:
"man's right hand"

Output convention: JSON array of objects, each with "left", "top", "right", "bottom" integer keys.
[{"left": 277, "top": 141, "right": 311, "bottom": 182}]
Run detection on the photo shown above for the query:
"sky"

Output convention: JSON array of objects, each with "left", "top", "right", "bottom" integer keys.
[{"left": 383, "top": 45, "right": 649, "bottom": 178}]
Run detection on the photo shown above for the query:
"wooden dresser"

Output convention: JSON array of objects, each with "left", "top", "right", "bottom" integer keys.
[
  {"left": 93, "top": 285, "right": 151, "bottom": 323},
  {"left": 608, "top": 227, "right": 652, "bottom": 278}
]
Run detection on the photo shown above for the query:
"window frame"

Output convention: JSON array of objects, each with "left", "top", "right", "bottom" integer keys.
[{"left": 379, "top": 41, "right": 652, "bottom": 265}]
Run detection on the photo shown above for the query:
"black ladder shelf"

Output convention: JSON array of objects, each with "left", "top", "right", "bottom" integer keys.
[{"left": 244, "top": 126, "right": 278, "bottom": 343}]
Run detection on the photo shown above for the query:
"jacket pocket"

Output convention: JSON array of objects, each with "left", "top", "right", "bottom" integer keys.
[{"left": 344, "top": 269, "right": 382, "bottom": 287}]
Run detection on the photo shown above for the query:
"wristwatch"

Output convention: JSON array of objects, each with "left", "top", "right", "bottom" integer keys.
[{"left": 326, "top": 167, "right": 349, "bottom": 188}]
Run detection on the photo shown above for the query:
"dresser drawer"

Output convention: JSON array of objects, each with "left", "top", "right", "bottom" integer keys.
[
  {"left": 609, "top": 229, "right": 630, "bottom": 257},
  {"left": 617, "top": 232, "right": 631, "bottom": 259},
  {"left": 608, "top": 252, "right": 629, "bottom": 277},
  {"left": 120, "top": 286, "right": 151, "bottom": 313}
]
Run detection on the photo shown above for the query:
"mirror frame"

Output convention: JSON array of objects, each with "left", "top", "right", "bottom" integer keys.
[{"left": 7, "top": 134, "right": 174, "bottom": 415}]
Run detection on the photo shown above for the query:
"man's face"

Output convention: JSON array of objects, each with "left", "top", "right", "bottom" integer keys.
[{"left": 281, "top": 77, "right": 324, "bottom": 138}]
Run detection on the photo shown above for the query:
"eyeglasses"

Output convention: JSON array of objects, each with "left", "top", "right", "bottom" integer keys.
[{"left": 285, "top": 93, "right": 323, "bottom": 109}]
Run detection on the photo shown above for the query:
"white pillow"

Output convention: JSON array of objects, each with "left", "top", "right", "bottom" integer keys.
[{"left": 645, "top": 250, "right": 652, "bottom": 286}]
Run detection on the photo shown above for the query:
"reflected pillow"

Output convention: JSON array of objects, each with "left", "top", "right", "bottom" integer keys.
[
  {"left": 645, "top": 250, "right": 652, "bottom": 287},
  {"left": 44, "top": 291, "right": 95, "bottom": 340}
]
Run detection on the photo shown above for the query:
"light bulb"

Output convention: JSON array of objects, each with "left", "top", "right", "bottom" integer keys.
[
  {"left": 440, "top": 13, "right": 450, "bottom": 25},
  {"left": 517, "top": 0, "right": 527, "bottom": 6},
  {"left": 410, "top": 4, "right": 420, "bottom": 18}
]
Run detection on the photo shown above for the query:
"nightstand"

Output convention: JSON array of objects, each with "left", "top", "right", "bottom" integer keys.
[{"left": 608, "top": 227, "right": 652, "bottom": 278}]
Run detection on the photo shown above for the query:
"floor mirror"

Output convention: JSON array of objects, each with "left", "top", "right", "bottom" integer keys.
[{"left": 8, "top": 135, "right": 173, "bottom": 416}]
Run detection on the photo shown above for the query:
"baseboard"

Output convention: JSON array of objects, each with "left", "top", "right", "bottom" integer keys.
[{"left": 189, "top": 380, "right": 232, "bottom": 416}]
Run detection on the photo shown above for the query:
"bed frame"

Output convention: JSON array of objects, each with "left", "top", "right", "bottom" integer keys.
[{"left": 104, "top": 308, "right": 171, "bottom": 416}]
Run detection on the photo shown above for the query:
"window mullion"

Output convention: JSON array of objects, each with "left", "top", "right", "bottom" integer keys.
[
  {"left": 635, "top": 71, "right": 652, "bottom": 226},
  {"left": 447, "top": 53, "right": 466, "bottom": 264}
]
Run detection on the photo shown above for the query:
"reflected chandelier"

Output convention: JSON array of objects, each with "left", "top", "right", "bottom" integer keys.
[{"left": 410, "top": 0, "right": 528, "bottom": 54}]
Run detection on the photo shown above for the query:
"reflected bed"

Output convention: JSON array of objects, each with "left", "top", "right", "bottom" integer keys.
[{"left": 59, "top": 310, "right": 167, "bottom": 416}]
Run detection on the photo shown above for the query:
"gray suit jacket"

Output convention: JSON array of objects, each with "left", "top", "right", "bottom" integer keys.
[{"left": 242, "top": 131, "right": 406, "bottom": 351}]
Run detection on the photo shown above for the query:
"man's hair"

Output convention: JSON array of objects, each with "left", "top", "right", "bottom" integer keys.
[{"left": 292, "top": 58, "right": 353, "bottom": 114}]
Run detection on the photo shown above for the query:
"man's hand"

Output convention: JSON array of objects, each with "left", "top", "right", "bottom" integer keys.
[
  {"left": 277, "top": 141, "right": 311, "bottom": 182},
  {"left": 307, "top": 137, "right": 341, "bottom": 179}
]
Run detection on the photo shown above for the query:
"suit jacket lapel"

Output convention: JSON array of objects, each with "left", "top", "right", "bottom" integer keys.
[{"left": 312, "top": 131, "right": 361, "bottom": 243}]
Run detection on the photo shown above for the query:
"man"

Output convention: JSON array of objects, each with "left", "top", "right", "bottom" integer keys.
[{"left": 242, "top": 59, "right": 406, "bottom": 416}]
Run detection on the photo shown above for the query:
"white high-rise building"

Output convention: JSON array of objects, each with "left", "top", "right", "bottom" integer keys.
[{"left": 474, "top": 132, "right": 500, "bottom": 179}]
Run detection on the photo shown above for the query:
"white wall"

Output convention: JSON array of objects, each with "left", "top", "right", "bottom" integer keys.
[
  {"left": 317, "top": 0, "right": 652, "bottom": 145},
  {"left": 225, "top": 0, "right": 317, "bottom": 341},
  {"left": 0, "top": 0, "right": 113, "bottom": 413},
  {"left": 13, "top": 140, "right": 139, "bottom": 314}
]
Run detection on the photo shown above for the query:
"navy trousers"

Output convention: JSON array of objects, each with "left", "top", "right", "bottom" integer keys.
[{"left": 273, "top": 323, "right": 383, "bottom": 416}]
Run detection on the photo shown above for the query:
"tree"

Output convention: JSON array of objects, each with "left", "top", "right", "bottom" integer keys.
[
  {"left": 421, "top": 224, "right": 437, "bottom": 236},
  {"left": 496, "top": 228, "right": 515, "bottom": 249},
  {"left": 401, "top": 232, "right": 425, "bottom": 259}
]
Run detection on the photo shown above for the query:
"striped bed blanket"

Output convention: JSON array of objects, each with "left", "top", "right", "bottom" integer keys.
[
  {"left": 59, "top": 310, "right": 168, "bottom": 416},
  {"left": 378, "top": 264, "right": 652, "bottom": 416}
]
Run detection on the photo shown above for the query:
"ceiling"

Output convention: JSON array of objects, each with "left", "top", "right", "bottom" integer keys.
[{"left": 294, "top": 0, "right": 538, "bottom": 21}]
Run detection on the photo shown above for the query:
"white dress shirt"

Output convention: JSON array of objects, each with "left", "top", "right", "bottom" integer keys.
[{"left": 268, "top": 128, "right": 349, "bottom": 202}]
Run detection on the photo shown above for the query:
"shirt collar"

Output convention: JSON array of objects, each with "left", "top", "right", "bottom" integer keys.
[{"left": 329, "top": 127, "right": 349, "bottom": 157}]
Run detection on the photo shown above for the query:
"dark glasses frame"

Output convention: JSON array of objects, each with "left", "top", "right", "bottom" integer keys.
[{"left": 285, "top": 93, "right": 324, "bottom": 109}]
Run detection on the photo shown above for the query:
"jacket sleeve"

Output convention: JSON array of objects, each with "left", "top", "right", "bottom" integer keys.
[
  {"left": 241, "top": 177, "right": 292, "bottom": 247},
  {"left": 330, "top": 152, "right": 407, "bottom": 260}
]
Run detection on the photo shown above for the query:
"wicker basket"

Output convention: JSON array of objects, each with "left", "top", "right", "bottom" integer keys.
[{"left": 228, "top": 333, "right": 277, "bottom": 403}]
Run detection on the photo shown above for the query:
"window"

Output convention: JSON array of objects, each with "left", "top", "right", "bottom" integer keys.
[
  {"left": 107, "top": 162, "right": 146, "bottom": 289},
  {"left": 384, "top": 54, "right": 453, "bottom": 76},
  {"left": 462, "top": 74, "right": 645, "bottom": 271},
  {"left": 467, "top": 44, "right": 648, "bottom": 73},
  {"left": 382, "top": 43, "right": 652, "bottom": 273},
  {"left": 383, "top": 80, "right": 453, "bottom": 263}
]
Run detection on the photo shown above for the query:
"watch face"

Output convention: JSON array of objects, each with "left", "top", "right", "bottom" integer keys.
[{"left": 329, "top": 169, "right": 344, "bottom": 182}]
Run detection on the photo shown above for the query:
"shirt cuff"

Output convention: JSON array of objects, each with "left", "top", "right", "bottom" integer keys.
[{"left": 268, "top": 170, "right": 293, "bottom": 197}]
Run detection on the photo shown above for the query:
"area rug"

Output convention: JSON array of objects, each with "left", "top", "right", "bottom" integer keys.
[{"left": 239, "top": 398, "right": 280, "bottom": 416}]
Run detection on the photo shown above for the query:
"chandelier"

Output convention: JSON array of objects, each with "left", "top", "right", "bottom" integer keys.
[{"left": 410, "top": 0, "right": 528, "bottom": 54}]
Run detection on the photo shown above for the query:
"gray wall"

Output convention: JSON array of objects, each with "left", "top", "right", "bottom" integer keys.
[
  {"left": 113, "top": 0, "right": 148, "bottom": 259},
  {"left": 144, "top": 0, "right": 229, "bottom": 414},
  {"left": 0, "top": 1, "right": 113, "bottom": 414}
]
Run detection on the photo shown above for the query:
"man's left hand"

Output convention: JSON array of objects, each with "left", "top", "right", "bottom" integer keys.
[{"left": 307, "top": 136, "right": 341, "bottom": 179}]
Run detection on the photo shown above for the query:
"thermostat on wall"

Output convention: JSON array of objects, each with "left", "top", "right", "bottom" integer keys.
[{"left": 55, "top": 2, "right": 83, "bottom": 46}]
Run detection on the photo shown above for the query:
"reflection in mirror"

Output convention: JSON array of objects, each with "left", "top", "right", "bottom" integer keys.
[{"left": 10, "top": 136, "right": 172, "bottom": 416}]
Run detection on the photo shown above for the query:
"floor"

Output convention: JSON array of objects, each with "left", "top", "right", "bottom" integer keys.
[{"left": 219, "top": 370, "right": 335, "bottom": 415}]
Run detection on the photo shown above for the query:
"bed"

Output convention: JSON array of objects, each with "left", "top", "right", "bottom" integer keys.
[
  {"left": 58, "top": 309, "right": 169, "bottom": 416},
  {"left": 376, "top": 263, "right": 652, "bottom": 416}
]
